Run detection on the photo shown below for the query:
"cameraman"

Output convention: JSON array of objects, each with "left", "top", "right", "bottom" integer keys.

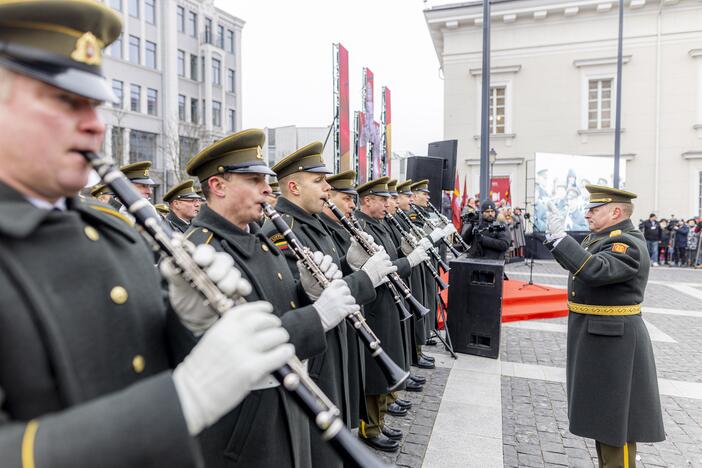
[{"left": 461, "top": 201, "right": 511, "bottom": 259}]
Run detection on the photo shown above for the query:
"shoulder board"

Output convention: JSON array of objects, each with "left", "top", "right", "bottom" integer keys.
[
  {"left": 185, "top": 226, "right": 214, "bottom": 245},
  {"left": 609, "top": 230, "right": 622, "bottom": 237},
  {"left": 85, "top": 203, "right": 134, "bottom": 226},
  {"left": 409, "top": 213, "right": 417, "bottom": 221}
]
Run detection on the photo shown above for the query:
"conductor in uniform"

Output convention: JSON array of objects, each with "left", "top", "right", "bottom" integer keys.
[
  {"left": 545, "top": 185, "right": 665, "bottom": 467},
  {"left": 0, "top": 2, "right": 294, "bottom": 466}
]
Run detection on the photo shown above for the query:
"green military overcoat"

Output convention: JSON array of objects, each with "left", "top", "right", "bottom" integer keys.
[
  {"left": 0, "top": 182, "right": 200, "bottom": 467},
  {"left": 186, "top": 205, "right": 327, "bottom": 468},
  {"left": 548, "top": 219, "right": 665, "bottom": 446}
]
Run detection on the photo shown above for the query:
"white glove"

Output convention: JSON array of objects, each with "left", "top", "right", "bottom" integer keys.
[
  {"left": 418, "top": 237, "right": 433, "bottom": 252},
  {"left": 422, "top": 223, "right": 434, "bottom": 236},
  {"left": 361, "top": 250, "right": 397, "bottom": 287},
  {"left": 313, "top": 279, "right": 360, "bottom": 331},
  {"left": 546, "top": 201, "right": 567, "bottom": 242},
  {"left": 346, "top": 235, "right": 371, "bottom": 271},
  {"left": 161, "top": 242, "right": 252, "bottom": 335},
  {"left": 400, "top": 237, "right": 415, "bottom": 256},
  {"left": 406, "top": 245, "right": 430, "bottom": 267},
  {"left": 173, "top": 301, "right": 294, "bottom": 435},
  {"left": 429, "top": 227, "right": 445, "bottom": 244},
  {"left": 298, "top": 250, "right": 342, "bottom": 300},
  {"left": 443, "top": 223, "right": 458, "bottom": 237}
]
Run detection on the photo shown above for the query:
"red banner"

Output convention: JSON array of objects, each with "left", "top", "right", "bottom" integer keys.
[
  {"left": 338, "top": 44, "right": 350, "bottom": 171},
  {"left": 451, "top": 173, "right": 461, "bottom": 229},
  {"left": 356, "top": 111, "right": 367, "bottom": 183},
  {"left": 489, "top": 176, "right": 511, "bottom": 205}
]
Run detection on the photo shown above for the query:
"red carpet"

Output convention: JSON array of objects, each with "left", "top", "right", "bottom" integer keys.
[{"left": 437, "top": 273, "right": 568, "bottom": 328}]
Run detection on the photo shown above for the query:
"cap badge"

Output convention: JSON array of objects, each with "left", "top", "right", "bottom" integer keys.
[
  {"left": 256, "top": 146, "right": 263, "bottom": 160},
  {"left": 71, "top": 32, "right": 102, "bottom": 66}
]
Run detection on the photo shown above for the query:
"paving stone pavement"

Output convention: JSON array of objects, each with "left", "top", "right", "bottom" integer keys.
[
  {"left": 499, "top": 260, "right": 702, "bottom": 467},
  {"left": 365, "top": 362, "right": 451, "bottom": 467}
]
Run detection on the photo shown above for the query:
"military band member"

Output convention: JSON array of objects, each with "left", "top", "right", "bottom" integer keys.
[
  {"left": 545, "top": 185, "right": 665, "bottom": 468},
  {"left": 262, "top": 142, "right": 394, "bottom": 468},
  {"left": 0, "top": 3, "right": 292, "bottom": 467},
  {"left": 120, "top": 161, "right": 155, "bottom": 201},
  {"left": 163, "top": 180, "right": 202, "bottom": 233},
  {"left": 268, "top": 179, "right": 281, "bottom": 207},
  {"left": 154, "top": 203, "right": 170, "bottom": 218},
  {"left": 355, "top": 177, "right": 430, "bottom": 452},
  {"left": 183, "top": 129, "right": 358, "bottom": 468}
]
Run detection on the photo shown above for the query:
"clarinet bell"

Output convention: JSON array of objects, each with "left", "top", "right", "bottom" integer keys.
[
  {"left": 435, "top": 274, "right": 449, "bottom": 290},
  {"left": 377, "top": 351, "right": 410, "bottom": 392},
  {"left": 438, "top": 258, "right": 450, "bottom": 272},
  {"left": 397, "top": 300, "right": 413, "bottom": 322},
  {"left": 407, "top": 295, "right": 430, "bottom": 319}
]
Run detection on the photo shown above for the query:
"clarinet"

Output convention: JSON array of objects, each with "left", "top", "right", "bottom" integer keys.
[
  {"left": 81, "top": 151, "right": 389, "bottom": 468},
  {"left": 262, "top": 203, "right": 410, "bottom": 391},
  {"left": 326, "top": 201, "right": 430, "bottom": 319},
  {"left": 384, "top": 212, "right": 448, "bottom": 291},
  {"left": 427, "top": 201, "right": 471, "bottom": 251},
  {"left": 410, "top": 203, "right": 462, "bottom": 257},
  {"left": 395, "top": 209, "right": 450, "bottom": 272}
]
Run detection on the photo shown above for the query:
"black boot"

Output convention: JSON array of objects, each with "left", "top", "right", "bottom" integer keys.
[
  {"left": 405, "top": 379, "right": 424, "bottom": 392},
  {"left": 382, "top": 425, "right": 403, "bottom": 441},
  {"left": 394, "top": 398, "right": 412, "bottom": 410},
  {"left": 361, "top": 434, "right": 400, "bottom": 452},
  {"left": 416, "top": 356, "right": 435, "bottom": 369},
  {"left": 409, "top": 373, "right": 426, "bottom": 385},
  {"left": 387, "top": 402, "right": 408, "bottom": 417}
]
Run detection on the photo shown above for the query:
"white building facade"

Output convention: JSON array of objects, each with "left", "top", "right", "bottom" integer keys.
[
  {"left": 425, "top": 0, "right": 702, "bottom": 220},
  {"left": 98, "top": 0, "right": 243, "bottom": 201}
]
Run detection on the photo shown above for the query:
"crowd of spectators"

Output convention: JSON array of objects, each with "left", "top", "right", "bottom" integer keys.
[{"left": 640, "top": 213, "right": 702, "bottom": 268}]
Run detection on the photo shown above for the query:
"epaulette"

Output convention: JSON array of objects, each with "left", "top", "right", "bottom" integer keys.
[
  {"left": 80, "top": 199, "right": 134, "bottom": 227},
  {"left": 609, "top": 230, "right": 622, "bottom": 237},
  {"left": 185, "top": 226, "right": 214, "bottom": 245}
]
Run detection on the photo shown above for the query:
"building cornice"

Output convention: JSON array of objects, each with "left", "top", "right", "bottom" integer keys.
[
  {"left": 573, "top": 55, "right": 632, "bottom": 67},
  {"left": 469, "top": 65, "right": 522, "bottom": 76},
  {"left": 682, "top": 151, "right": 702, "bottom": 159}
]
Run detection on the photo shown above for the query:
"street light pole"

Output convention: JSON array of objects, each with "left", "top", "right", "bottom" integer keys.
[
  {"left": 613, "top": 0, "right": 624, "bottom": 188},
  {"left": 479, "top": 0, "right": 491, "bottom": 204}
]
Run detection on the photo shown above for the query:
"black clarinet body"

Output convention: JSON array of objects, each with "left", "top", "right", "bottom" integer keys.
[
  {"left": 325, "top": 201, "right": 430, "bottom": 320},
  {"left": 395, "top": 210, "right": 450, "bottom": 272},
  {"left": 81, "top": 151, "right": 390, "bottom": 468},
  {"left": 384, "top": 212, "right": 448, "bottom": 291},
  {"left": 261, "top": 203, "right": 409, "bottom": 392}
]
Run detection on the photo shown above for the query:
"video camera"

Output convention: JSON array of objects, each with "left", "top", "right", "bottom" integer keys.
[
  {"left": 477, "top": 222, "right": 507, "bottom": 234},
  {"left": 461, "top": 211, "right": 479, "bottom": 223}
]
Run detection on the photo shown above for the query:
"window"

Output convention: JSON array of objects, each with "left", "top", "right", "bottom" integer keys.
[
  {"left": 489, "top": 86, "right": 506, "bottom": 134},
  {"left": 179, "top": 136, "right": 199, "bottom": 172},
  {"left": 129, "top": 35, "right": 140, "bottom": 64},
  {"left": 187, "top": 11, "right": 197, "bottom": 38},
  {"left": 129, "top": 130, "right": 157, "bottom": 163},
  {"left": 145, "top": 41, "right": 157, "bottom": 69},
  {"left": 109, "top": 0, "right": 122, "bottom": 11},
  {"left": 108, "top": 34, "right": 122, "bottom": 59},
  {"left": 226, "top": 29, "right": 234, "bottom": 54},
  {"left": 227, "top": 69, "right": 235, "bottom": 93},
  {"left": 205, "top": 17, "right": 213, "bottom": 43},
  {"left": 228, "top": 109, "right": 236, "bottom": 132},
  {"left": 588, "top": 79, "right": 612, "bottom": 129},
  {"left": 212, "top": 58, "right": 221, "bottom": 86},
  {"left": 146, "top": 88, "right": 158, "bottom": 116},
  {"left": 217, "top": 25, "right": 224, "bottom": 48},
  {"left": 190, "top": 97, "right": 198, "bottom": 124},
  {"left": 112, "top": 80, "right": 123, "bottom": 108},
  {"left": 177, "top": 50, "right": 185, "bottom": 77},
  {"left": 129, "top": 0, "right": 139, "bottom": 18},
  {"left": 212, "top": 100, "right": 221, "bottom": 127},
  {"left": 176, "top": 6, "right": 184, "bottom": 32},
  {"left": 145, "top": 0, "right": 155, "bottom": 24},
  {"left": 111, "top": 127, "right": 125, "bottom": 165},
  {"left": 190, "top": 54, "right": 198, "bottom": 80},
  {"left": 178, "top": 94, "right": 186, "bottom": 121},
  {"left": 130, "top": 84, "right": 141, "bottom": 112}
]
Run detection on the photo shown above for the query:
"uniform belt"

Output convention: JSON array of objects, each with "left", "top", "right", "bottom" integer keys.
[{"left": 568, "top": 302, "right": 641, "bottom": 316}]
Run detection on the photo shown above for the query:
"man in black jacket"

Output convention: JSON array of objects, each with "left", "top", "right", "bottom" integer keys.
[
  {"left": 461, "top": 201, "right": 511, "bottom": 259},
  {"left": 642, "top": 213, "right": 661, "bottom": 266}
]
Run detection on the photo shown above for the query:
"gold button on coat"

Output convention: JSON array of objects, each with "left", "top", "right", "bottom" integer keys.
[
  {"left": 261, "top": 244, "right": 269, "bottom": 252},
  {"left": 277, "top": 272, "right": 283, "bottom": 280},
  {"left": 132, "top": 355, "right": 145, "bottom": 373},
  {"left": 290, "top": 301, "right": 296, "bottom": 309},
  {"left": 110, "top": 286, "right": 128, "bottom": 304},
  {"left": 84, "top": 226, "right": 99, "bottom": 241}
]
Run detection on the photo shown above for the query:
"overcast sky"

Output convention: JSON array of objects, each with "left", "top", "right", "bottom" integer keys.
[{"left": 218, "top": 0, "right": 448, "bottom": 155}]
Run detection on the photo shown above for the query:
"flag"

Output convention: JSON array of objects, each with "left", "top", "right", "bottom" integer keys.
[
  {"left": 451, "top": 173, "right": 461, "bottom": 229},
  {"left": 460, "top": 175, "right": 468, "bottom": 210}
]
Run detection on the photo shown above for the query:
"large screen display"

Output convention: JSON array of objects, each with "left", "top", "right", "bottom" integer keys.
[{"left": 533, "top": 153, "right": 626, "bottom": 232}]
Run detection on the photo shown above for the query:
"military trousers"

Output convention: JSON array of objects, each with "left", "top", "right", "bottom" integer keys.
[
  {"left": 596, "top": 441, "right": 637, "bottom": 468},
  {"left": 361, "top": 394, "right": 389, "bottom": 438}
]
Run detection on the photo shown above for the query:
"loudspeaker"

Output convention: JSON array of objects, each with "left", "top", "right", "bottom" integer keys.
[
  {"left": 446, "top": 258, "right": 504, "bottom": 359},
  {"left": 406, "top": 156, "right": 444, "bottom": 208},
  {"left": 427, "top": 140, "right": 458, "bottom": 191}
]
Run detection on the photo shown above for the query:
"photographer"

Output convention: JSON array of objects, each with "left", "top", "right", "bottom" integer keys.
[{"left": 460, "top": 201, "right": 511, "bottom": 259}]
